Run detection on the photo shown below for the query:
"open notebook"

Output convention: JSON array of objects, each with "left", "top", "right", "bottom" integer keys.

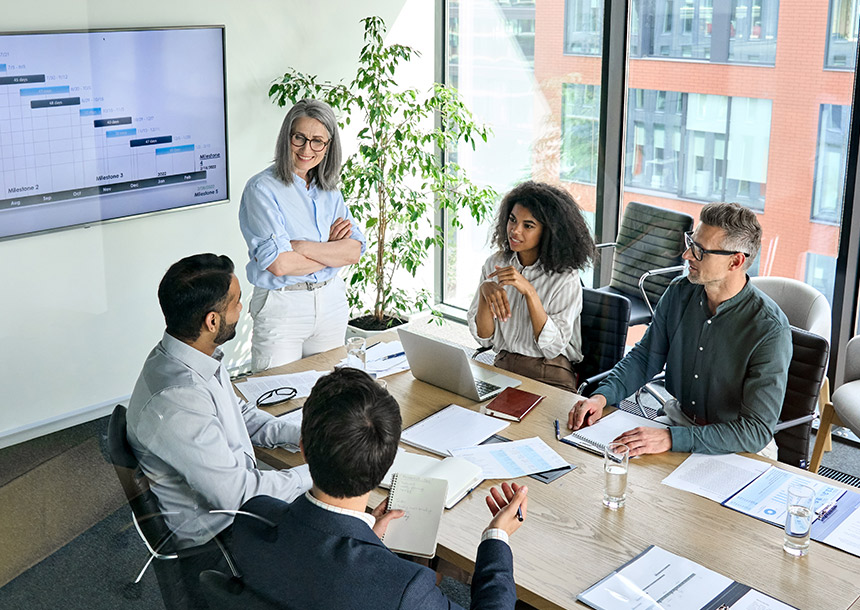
[
  {"left": 381, "top": 473, "right": 448, "bottom": 559},
  {"left": 562, "top": 409, "right": 668, "bottom": 456},
  {"left": 381, "top": 450, "right": 483, "bottom": 509}
]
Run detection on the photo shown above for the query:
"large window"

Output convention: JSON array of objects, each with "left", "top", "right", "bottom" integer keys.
[
  {"left": 561, "top": 84, "right": 601, "bottom": 184},
  {"left": 630, "top": 0, "right": 779, "bottom": 65},
  {"left": 623, "top": 90, "right": 771, "bottom": 209},
  {"left": 826, "top": 0, "right": 859, "bottom": 69},
  {"left": 813, "top": 104, "right": 850, "bottom": 223},
  {"left": 444, "top": 0, "right": 857, "bottom": 358},
  {"left": 565, "top": 0, "right": 603, "bottom": 55}
]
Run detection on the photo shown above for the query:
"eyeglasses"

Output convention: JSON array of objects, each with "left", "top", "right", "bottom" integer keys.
[
  {"left": 683, "top": 231, "right": 749, "bottom": 262},
  {"left": 290, "top": 133, "right": 329, "bottom": 152},
  {"left": 256, "top": 387, "right": 297, "bottom": 408}
]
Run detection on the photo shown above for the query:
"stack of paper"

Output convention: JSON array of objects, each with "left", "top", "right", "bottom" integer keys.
[{"left": 234, "top": 370, "right": 327, "bottom": 405}]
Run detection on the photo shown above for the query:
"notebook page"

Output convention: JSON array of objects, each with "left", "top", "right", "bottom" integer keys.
[
  {"left": 382, "top": 474, "right": 448, "bottom": 558},
  {"left": 564, "top": 409, "right": 668, "bottom": 451},
  {"left": 425, "top": 456, "right": 483, "bottom": 508},
  {"left": 400, "top": 404, "right": 510, "bottom": 456}
]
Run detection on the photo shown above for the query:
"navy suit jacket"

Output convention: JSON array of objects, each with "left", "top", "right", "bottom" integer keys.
[{"left": 231, "top": 494, "right": 517, "bottom": 610}]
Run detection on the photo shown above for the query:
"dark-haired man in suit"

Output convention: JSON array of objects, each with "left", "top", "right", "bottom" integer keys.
[{"left": 232, "top": 367, "right": 527, "bottom": 610}]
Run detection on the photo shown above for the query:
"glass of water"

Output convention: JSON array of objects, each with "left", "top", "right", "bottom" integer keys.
[
  {"left": 345, "top": 336, "right": 366, "bottom": 371},
  {"left": 603, "top": 442, "right": 629, "bottom": 509},
  {"left": 784, "top": 483, "right": 815, "bottom": 556}
]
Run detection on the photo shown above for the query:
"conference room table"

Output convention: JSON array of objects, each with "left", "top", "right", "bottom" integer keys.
[{"left": 244, "top": 331, "right": 860, "bottom": 610}]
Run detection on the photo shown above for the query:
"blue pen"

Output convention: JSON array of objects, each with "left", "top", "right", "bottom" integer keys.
[
  {"left": 554, "top": 419, "right": 561, "bottom": 440},
  {"left": 516, "top": 506, "right": 523, "bottom": 522},
  {"left": 381, "top": 351, "right": 406, "bottom": 361}
]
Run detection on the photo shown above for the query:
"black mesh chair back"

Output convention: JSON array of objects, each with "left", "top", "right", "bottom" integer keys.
[
  {"left": 107, "top": 405, "right": 192, "bottom": 610},
  {"left": 199, "top": 570, "right": 282, "bottom": 610},
  {"left": 599, "top": 201, "right": 693, "bottom": 325},
  {"left": 575, "top": 287, "right": 631, "bottom": 395},
  {"left": 774, "top": 328, "right": 830, "bottom": 469}
]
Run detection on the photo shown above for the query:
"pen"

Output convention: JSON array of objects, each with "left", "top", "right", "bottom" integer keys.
[
  {"left": 516, "top": 506, "right": 523, "bottom": 522},
  {"left": 554, "top": 419, "right": 561, "bottom": 440},
  {"left": 380, "top": 351, "right": 406, "bottom": 361},
  {"left": 817, "top": 500, "right": 838, "bottom": 521}
]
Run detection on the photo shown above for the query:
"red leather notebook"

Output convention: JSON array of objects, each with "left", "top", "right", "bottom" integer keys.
[{"left": 485, "top": 387, "right": 545, "bottom": 422}]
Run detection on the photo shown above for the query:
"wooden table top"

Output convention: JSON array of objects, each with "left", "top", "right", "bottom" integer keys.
[{"left": 245, "top": 333, "right": 860, "bottom": 610}]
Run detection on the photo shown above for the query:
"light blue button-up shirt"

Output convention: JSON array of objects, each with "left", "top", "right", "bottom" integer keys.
[
  {"left": 239, "top": 166, "right": 366, "bottom": 290},
  {"left": 127, "top": 332, "right": 312, "bottom": 548}
]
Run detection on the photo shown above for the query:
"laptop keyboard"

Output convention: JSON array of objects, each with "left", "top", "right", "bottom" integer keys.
[{"left": 475, "top": 379, "right": 502, "bottom": 399}]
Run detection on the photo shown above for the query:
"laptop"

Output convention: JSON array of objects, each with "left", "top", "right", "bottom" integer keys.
[{"left": 397, "top": 328, "right": 521, "bottom": 401}]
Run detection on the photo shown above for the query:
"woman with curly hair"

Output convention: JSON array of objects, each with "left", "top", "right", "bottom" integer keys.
[{"left": 467, "top": 181, "right": 596, "bottom": 392}]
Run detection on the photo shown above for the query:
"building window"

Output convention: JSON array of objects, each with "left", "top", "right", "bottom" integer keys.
[
  {"left": 630, "top": 0, "right": 779, "bottom": 65},
  {"left": 624, "top": 89, "right": 771, "bottom": 209},
  {"left": 564, "top": 0, "right": 603, "bottom": 55},
  {"left": 561, "top": 84, "right": 600, "bottom": 184},
  {"left": 805, "top": 253, "right": 837, "bottom": 304},
  {"left": 812, "top": 104, "right": 850, "bottom": 223},
  {"left": 826, "top": 0, "right": 859, "bottom": 69}
]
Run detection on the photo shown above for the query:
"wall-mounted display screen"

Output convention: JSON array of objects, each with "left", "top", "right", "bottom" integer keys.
[{"left": 0, "top": 26, "right": 228, "bottom": 240}]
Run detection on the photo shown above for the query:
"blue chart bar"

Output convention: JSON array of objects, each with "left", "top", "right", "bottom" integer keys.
[
  {"left": 130, "top": 136, "right": 172, "bottom": 147},
  {"left": 20, "top": 86, "right": 70, "bottom": 96},
  {"left": 155, "top": 144, "right": 194, "bottom": 155},
  {"left": 106, "top": 128, "right": 137, "bottom": 138},
  {"left": 0, "top": 65, "right": 7, "bottom": 72},
  {"left": 31, "top": 97, "right": 80, "bottom": 108},
  {"left": 79, "top": 108, "right": 102, "bottom": 117}
]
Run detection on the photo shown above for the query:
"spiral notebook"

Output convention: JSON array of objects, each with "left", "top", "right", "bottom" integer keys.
[
  {"left": 562, "top": 409, "right": 668, "bottom": 456},
  {"left": 381, "top": 473, "right": 448, "bottom": 559}
]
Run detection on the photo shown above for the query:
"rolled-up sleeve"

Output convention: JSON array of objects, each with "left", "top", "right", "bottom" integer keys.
[
  {"left": 535, "top": 276, "right": 582, "bottom": 360},
  {"left": 239, "top": 181, "right": 294, "bottom": 273},
  {"left": 335, "top": 190, "right": 367, "bottom": 255}
]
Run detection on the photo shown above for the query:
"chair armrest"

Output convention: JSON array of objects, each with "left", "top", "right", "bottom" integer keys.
[
  {"left": 638, "top": 265, "right": 686, "bottom": 315},
  {"left": 576, "top": 370, "right": 612, "bottom": 396},
  {"left": 773, "top": 414, "right": 817, "bottom": 432},
  {"left": 472, "top": 346, "right": 493, "bottom": 360}
]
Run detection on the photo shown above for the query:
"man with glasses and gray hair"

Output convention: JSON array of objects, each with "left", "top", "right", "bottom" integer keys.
[{"left": 568, "top": 202, "right": 791, "bottom": 458}]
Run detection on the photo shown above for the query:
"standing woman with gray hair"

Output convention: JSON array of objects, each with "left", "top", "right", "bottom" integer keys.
[{"left": 240, "top": 99, "right": 366, "bottom": 371}]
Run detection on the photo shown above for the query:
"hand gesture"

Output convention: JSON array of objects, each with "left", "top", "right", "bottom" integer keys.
[
  {"left": 480, "top": 280, "right": 511, "bottom": 322},
  {"left": 328, "top": 217, "right": 353, "bottom": 241},
  {"left": 567, "top": 395, "right": 607, "bottom": 430},
  {"left": 614, "top": 426, "right": 672, "bottom": 457},
  {"left": 488, "top": 265, "right": 534, "bottom": 297},
  {"left": 485, "top": 482, "right": 528, "bottom": 537},
  {"left": 370, "top": 498, "right": 404, "bottom": 540}
]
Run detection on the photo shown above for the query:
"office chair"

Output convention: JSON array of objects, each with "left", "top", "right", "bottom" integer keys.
[
  {"left": 634, "top": 327, "right": 828, "bottom": 468},
  {"left": 574, "top": 287, "right": 631, "bottom": 395},
  {"left": 471, "top": 287, "right": 630, "bottom": 396},
  {"left": 106, "top": 405, "right": 237, "bottom": 610},
  {"left": 810, "top": 334, "right": 860, "bottom": 473},
  {"left": 596, "top": 201, "right": 694, "bottom": 326}
]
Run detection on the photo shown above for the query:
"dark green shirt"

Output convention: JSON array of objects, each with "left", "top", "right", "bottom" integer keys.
[{"left": 595, "top": 276, "right": 792, "bottom": 454}]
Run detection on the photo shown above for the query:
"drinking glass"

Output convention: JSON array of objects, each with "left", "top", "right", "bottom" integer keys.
[
  {"left": 784, "top": 484, "right": 815, "bottom": 556},
  {"left": 346, "top": 337, "right": 366, "bottom": 371},
  {"left": 603, "top": 442, "right": 629, "bottom": 509}
]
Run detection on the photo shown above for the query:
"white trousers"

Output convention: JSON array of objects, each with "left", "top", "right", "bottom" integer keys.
[
  {"left": 249, "top": 278, "right": 349, "bottom": 372},
  {"left": 659, "top": 398, "right": 779, "bottom": 460}
]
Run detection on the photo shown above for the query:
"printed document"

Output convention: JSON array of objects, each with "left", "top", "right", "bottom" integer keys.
[
  {"left": 450, "top": 437, "right": 568, "bottom": 479},
  {"left": 234, "top": 370, "right": 327, "bottom": 405},
  {"left": 338, "top": 340, "right": 410, "bottom": 377},
  {"left": 400, "top": 404, "right": 510, "bottom": 456},
  {"left": 661, "top": 453, "right": 771, "bottom": 502}
]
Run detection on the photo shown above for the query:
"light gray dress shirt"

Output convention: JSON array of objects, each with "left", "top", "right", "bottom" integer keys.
[
  {"left": 127, "top": 332, "right": 312, "bottom": 548},
  {"left": 467, "top": 252, "right": 584, "bottom": 364}
]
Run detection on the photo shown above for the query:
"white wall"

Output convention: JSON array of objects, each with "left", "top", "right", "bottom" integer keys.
[{"left": 0, "top": 0, "right": 433, "bottom": 447}]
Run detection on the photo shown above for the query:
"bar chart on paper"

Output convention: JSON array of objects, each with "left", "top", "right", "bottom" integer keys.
[{"left": 0, "top": 28, "right": 228, "bottom": 239}]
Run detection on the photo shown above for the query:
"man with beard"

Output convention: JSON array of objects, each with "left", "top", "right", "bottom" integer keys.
[
  {"left": 127, "top": 253, "right": 311, "bottom": 604},
  {"left": 568, "top": 203, "right": 792, "bottom": 458}
]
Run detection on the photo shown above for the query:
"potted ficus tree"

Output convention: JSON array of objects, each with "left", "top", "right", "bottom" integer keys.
[{"left": 269, "top": 16, "right": 497, "bottom": 332}]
